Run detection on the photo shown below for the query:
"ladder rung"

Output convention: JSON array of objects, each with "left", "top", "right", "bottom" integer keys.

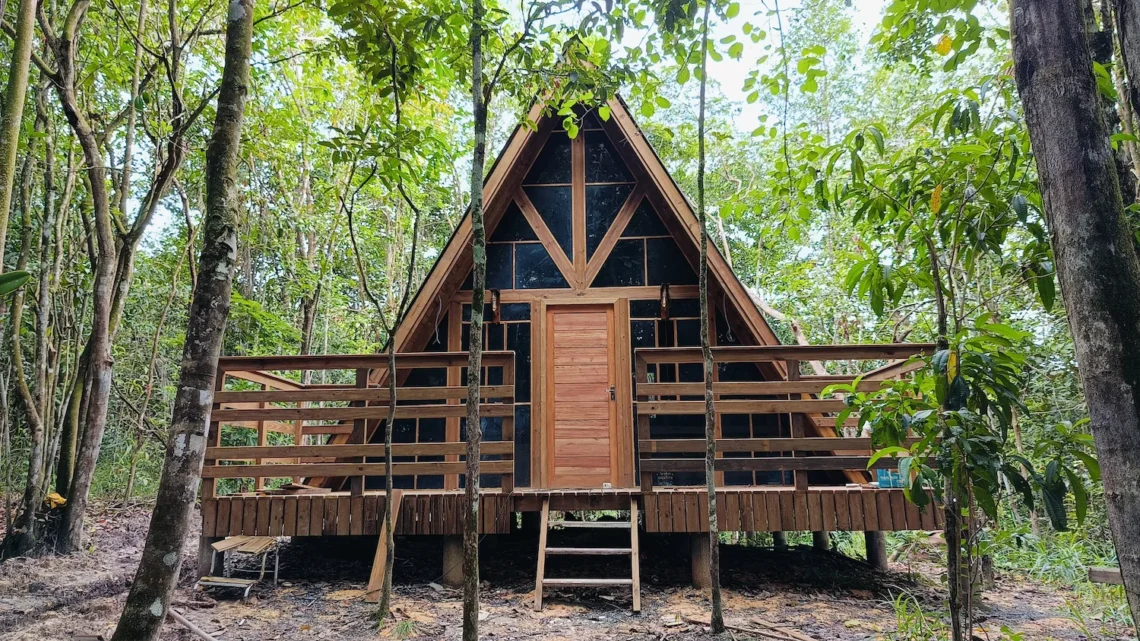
[
  {"left": 542, "top": 578, "right": 634, "bottom": 587},
  {"left": 548, "top": 520, "right": 630, "bottom": 529},
  {"left": 545, "top": 547, "right": 632, "bottom": 556}
]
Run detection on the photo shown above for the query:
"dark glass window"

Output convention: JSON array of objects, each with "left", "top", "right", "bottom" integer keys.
[
  {"left": 425, "top": 313, "right": 449, "bottom": 351},
  {"left": 500, "top": 303, "right": 531, "bottom": 321},
  {"left": 506, "top": 323, "right": 531, "bottom": 403},
  {"left": 581, "top": 110, "right": 605, "bottom": 130},
  {"left": 487, "top": 324, "right": 505, "bottom": 350},
  {"left": 490, "top": 202, "right": 538, "bottom": 242},
  {"left": 622, "top": 199, "right": 669, "bottom": 237},
  {"left": 670, "top": 298, "right": 701, "bottom": 317},
  {"left": 514, "top": 405, "right": 532, "bottom": 487},
  {"left": 631, "top": 320, "right": 656, "bottom": 348},
  {"left": 646, "top": 237, "right": 697, "bottom": 285},
  {"left": 524, "top": 186, "right": 573, "bottom": 259},
  {"left": 584, "top": 131, "right": 633, "bottom": 183},
  {"left": 630, "top": 299, "right": 660, "bottom": 318},
  {"left": 586, "top": 184, "right": 633, "bottom": 260},
  {"left": 524, "top": 134, "right": 571, "bottom": 184},
  {"left": 514, "top": 242, "right": 569, "bottom": 289},
  {"left": 591, "top": 239, "right": 645, "bottom": 287},
  {"left": 716, "top": 310, "right": 740, "bottom": 345},
  {"left": 675, "top": 319, "right": 701, "bottom": 346},
  {"left": 486, "top": 243, "right": 513, "bottom": 290}
]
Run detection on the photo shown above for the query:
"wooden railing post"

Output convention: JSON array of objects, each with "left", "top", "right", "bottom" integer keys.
[
  {"left": 501, "top": 356, "right": 515, "bottom": 495},
  {"left": 201, "top": 369, "right": 226, "bottom": 500},
  {"left": 635, "top": 353, "right": 653, "bottom": 493},
  {"left": 786, "top": 359, "right": 810, "bottom": 491},
  {"left": 255, "top": 382, "right": 268, "bottom": 490},
  {"left": 350, "top": 367, "right": 368, "bottom": 496}
]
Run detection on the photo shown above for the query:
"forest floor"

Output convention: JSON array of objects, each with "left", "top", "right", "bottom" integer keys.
[{"left": 0, "top": 502, "right": 1133, "bottom": 641}]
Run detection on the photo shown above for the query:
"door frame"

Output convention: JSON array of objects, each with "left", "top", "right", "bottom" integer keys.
[{"left": 537, "top": 298, "right": 635, "bottom": 489}]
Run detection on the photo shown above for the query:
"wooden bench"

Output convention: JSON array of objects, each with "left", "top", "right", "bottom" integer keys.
[{"left": 201, "top": 536, "right": 279, "bottom": 588}]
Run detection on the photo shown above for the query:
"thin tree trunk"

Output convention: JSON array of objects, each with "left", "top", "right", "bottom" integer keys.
[
  {"left": 48, "top": 0, "right": 120, "bottom": 554},
  {"left": 1012, "top": 0, "right": 1140, "bottom": 625},
  {"left": 695, "top": 1, "right": 724, "bottom": 633},
  {"left": 0, "top": 0, "right": 37, "bottom": 272},
  {"left": 110, "top": 1, "right": 253, "bottom": 637},
  {"left": 463, "top": 3, "right": 487, "bottom": 638}
]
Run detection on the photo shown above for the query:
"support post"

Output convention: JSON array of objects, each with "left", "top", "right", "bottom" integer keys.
[
  {"left": 197, "top": 536, "right": 222, "bottom": 578},
  {"left": 690, "top": 532, "right": 711, "bottom": 589},
  {"left": 442, "top": 535, "right": 464, "bottom": 589},
  {"left": 812, "top": 530, "right": 829, "bottom": 551},
  {"left": 771, "top": 531, "right": 787, "bottom": 548},
  {"left": 865, "top": 530, "right": 887, "bottom": 570}
]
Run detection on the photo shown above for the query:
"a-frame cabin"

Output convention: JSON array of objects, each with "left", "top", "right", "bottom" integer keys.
[{"left": 198, "top": 96, "right": 939, "bottom": 604}]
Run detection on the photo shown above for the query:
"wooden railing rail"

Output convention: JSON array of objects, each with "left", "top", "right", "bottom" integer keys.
[
  {"left": 634, "top": 343, "right": 933, "bottom": 492},
  {"left": 201, "top": 351, "right": 516, "bottom": 500}
]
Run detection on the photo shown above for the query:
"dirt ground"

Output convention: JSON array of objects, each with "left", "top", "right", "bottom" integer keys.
[{"left": 0, "top": 503, "right": 1133, "bottom": 641}]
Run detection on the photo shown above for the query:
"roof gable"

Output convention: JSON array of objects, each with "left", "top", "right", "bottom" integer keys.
[{"left": 394, "top": 96, "right": 782, "bottom": 351}]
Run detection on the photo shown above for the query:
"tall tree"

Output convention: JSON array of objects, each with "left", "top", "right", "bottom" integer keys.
[
  {"left": 1011, "top": 0, "right": 1140, "bottom": 624},
  {"left": 110, "top": 0, "right": 254, "bottom": 637},
  {"left": 0, "top": 0, "right": 38, "bottom": 272},
  {"left": 694, "top": 0, "right": 724, "bottom": 633},
  {"left": 463, "top": 1, "right": 487, "bottom": 638}
]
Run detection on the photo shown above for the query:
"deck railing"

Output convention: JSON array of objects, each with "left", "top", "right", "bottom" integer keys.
[
  {"left": 633, "top": 344, "right": 935, "bottom": 492},
  {"left": 201, "top": 351, "right": 516, "bottom": 498}
]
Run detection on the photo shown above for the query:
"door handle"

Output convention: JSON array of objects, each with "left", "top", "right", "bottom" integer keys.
[{"left": 609, "top": 385, "right": 616, "bottom": 401}]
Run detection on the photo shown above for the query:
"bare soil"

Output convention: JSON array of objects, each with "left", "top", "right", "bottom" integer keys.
[{"left": 0, "top": 502, "right": 1132, "bottom": 641}]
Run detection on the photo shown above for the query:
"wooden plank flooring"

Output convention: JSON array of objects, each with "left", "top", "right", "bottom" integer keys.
[{"left": 201, "top": 487, "right": 942, "bottom": 537}]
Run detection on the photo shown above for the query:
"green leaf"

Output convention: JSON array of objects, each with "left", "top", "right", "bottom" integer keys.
[
  {"left": 1036, "top": 270, "right": 1056, "bottom": 311},
  {"left": 868, "top": 447, "right": 910, "bottom": 467},
  {"left": 1065, "top": 468, "right": 1089, "bottom": 525},
  {"left": 676, "top": 66, "right": 690, "bottom": 84},
  {"left": 726, "top": 2, "right": 740, "bottom": 18},
  {"left": 729, "top": 42, "right": 743, "bottom": 59},
  {"left": 597, "top": 105, "right": 611, "bottom": 122},
  {"left": 0, "top": 271, "right": 31, "bottom": 297},
  {"left": 1073, "top": 451, "right": 1100, "bottom": 482},
  {"left": 655, "top": 95, "right": 671, "bottom": 108}
]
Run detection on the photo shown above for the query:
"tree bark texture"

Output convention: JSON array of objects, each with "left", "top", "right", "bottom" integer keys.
[
  {"left": 696, "top": 0, "right": 724, "bottom": 634},
  {"left": 463, "top": 3, "right": 486, "bottom": 639},
  {"left": 110, "top": 1, "right": 253, "bottom": 638},
  {"left": 0, "top": 0, "right": 37, "bottom": 271},
  {"left": 1012, "top": 0, "right": 1140, "bottom": 624}
]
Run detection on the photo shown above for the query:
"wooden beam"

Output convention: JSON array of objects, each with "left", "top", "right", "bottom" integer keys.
[
  {"left": 201, "top": 460, "right": 515, "bottom": 479},
  {"left": 634, "top": 344, "right": 937, "bottom": 364},
  {"left": 635, "top": 399, "right": 847, "bottom": 415},
  {"left": 214, "top": 385, "right": 514, "bottom": 404},
  {"left": 217, "top": 351, "right": 514, "bottom": 372},
  {"left": 206, "top": 441, "right": 515, "bottom": 460},
  {"left": 211, "top": 403, "right": 514, "bottom": 423},
  {"left": 637, "top": 456, "right": 891, "bottom": 473},
  {"left": 365, "top": 490, "right": 403, "bottom": 603},
  {"left": 583, "top": 186, "right": 644, "bottom": 286},
  {"left": 637, "top": 437, "right": 921, "bottom": 454},
  {"left": 1088, "top": 567, "right": 1124, "bottom": 585},
  {"left": 514, "top": 186, "right": 581, "bottom": 288},
  {"left": 637, "top": 380, "right": 883, "bottom": 396}
]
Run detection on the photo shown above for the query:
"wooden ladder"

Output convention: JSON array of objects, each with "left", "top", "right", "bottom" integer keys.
[{"left": 533, "top": 497, "right": 641, "bottom": 612}]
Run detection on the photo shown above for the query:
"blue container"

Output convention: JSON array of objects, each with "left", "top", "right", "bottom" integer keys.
[{"left": 877, "top": 468, "right": 906, "bottom": 488}]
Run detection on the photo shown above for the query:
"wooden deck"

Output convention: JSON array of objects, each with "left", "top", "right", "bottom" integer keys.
[{"left": 200, "top": 486, "right": 942, "bottom": 538}]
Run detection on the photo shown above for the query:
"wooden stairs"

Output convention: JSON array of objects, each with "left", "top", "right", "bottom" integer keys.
[{"left": 533, "top": 497, "right": 641, "bottom": 612}]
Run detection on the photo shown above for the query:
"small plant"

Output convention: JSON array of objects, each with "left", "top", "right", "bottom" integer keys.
[
  {"left": 889, "top": 592, "right": 947, "bottom": 640},
  {"left": 394, "top": 619, "right": 416, "bottom": 639}
]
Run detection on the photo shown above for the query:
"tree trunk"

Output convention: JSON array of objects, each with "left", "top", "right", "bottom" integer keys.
[
  {"left": 110, "top": 1, "right": 253, "bottom": 638},
  {"left": 463, "top": 3, "right": 486, "bottom": 638},
  {"left": 1012, "top": 0, "right": 1140, "bottom": 624},
  {"left": 47, "top": 0, "right": 119, "bottom": 554},
  {"left": 695, "top": 1, "right": 724, "bottom": 633},
  {"left": 0, "top": 0, "right": 37, "bottom": 272}
]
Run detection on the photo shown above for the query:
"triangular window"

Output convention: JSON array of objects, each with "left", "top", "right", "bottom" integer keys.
[
  {"left": 490, "top": 201, "right": 538, "bottom": 242},
  {"left": 585, "top": 131, "right": 633, "bottom": 183},
  {"left": 524, "top": 134, "right": 572, "bottom": 184},
  {"left": 523, "top": 186, "right": 573, "bottom": 259},
  {"left": 585, "top": 184, "right": 633, "bottom": 260},
  {"left": 622, "top": 198, "right": 669, "bottom": 237}
]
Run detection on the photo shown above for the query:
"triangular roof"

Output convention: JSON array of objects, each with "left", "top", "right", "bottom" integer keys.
[{"left": 393, "top": 95, "right": 783, "bottom": 354}]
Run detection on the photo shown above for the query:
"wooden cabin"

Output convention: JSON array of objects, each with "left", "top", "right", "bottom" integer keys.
[{"left": 197, "top": 97, "right": 939, "bottom": 608}]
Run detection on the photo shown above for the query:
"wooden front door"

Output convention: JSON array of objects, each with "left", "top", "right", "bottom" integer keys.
[{"left": 545, "top": 304, "right": 618, "bottom": 488}]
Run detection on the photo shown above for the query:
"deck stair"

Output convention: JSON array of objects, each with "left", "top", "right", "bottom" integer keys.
[{"left": 534, "top": 497, "right": 641, "bottom": 612}]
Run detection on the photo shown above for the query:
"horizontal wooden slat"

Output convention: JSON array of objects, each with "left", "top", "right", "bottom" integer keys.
[
  {"left": 301, "top": 424, "right": 354, "bottom": 435},
  {"left": 214, "top": 385, "right": 513, "bottom": 404},
  {"left": 212, "top": 403, "right": 514, "bottom": 422},
  {"left": 638, "top": 437, "right": 922, "bottom": 454},
  {"left": 634, "top": 344, "right": 935, "bottom": 364},
  {"left": 638, "top": 456, "right": 894, "bottom": 473},
  {"left": 637, "top": 380, "right": 883, "bottom": 396},
  {"left": 202, "top": 460, "right": 515, "bottom": 479},
  {"left": 636, "top": 399, "right": 846, "bottom": 414},
  {"left": 218, "top": 351, "right": 514, "bottom": 373},
  {"left": 1088, "top": 567, "right": 1123, "bottom": 585},
  {"left": 207, "top": 441, "right": 514, "bottom": 460}
]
